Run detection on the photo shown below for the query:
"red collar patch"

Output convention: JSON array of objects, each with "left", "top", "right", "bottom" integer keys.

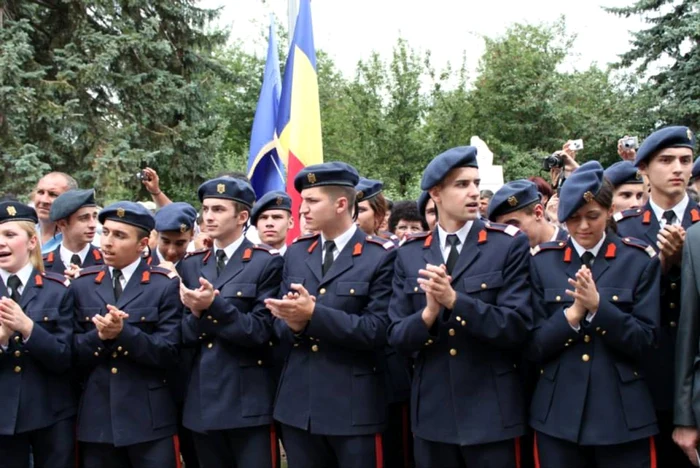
[
  {"left": 604, "top": 243, "right": 616, "bottom": 259},
  {"left": 242, "top": 248, "right": 252, "bottom": 261},
  {"left": 141, "top": 270, "right": 150, "bottom": 284},
  {"left": 93, "top": 249, "right": 102, "bottom": 261},
  {"left": 352, "top": 242, "right": 362, "bottom": 256},
  {"left": 308, "top": 239, "right": 319, "bottom": 253},
  {"left": 478, "top": 230, "right": 488, "bottom": 244},
  {"left": 35, "top": 274, "right": 43, "bottom": 287},
  {"left": 563, "top": 247, "right": 572, "bottom": 263},
  {"left": 423, "top": 234, "right": 433, "bottom": 248},
  {"left": 642, "top": 210, "right": 651, "bottom": 224},
  {"left": 691, "top": 208, "right": 700, "bottom": 223},
  {"left": 95, "top": 270, "right": 106, "bottom": 284}
]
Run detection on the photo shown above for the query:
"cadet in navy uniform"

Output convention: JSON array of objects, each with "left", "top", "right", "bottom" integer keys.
[
  {"left": 178, "top": 177, "right": 283, "bottom": 468},
  {"left": 250, "top": 190, "right": 293, "bottom": 256},
  {"left": 152, "top": 201, "right": 199, "bottom": 468},
  {"left": 43, "top": 189, "right": 102, "bottom": 277},
  {"left": 488, "top": 179, "right": 568, "bottom": 247},
  {"left": 387, "top": 147, "right": 532, "bottom": 468},
  {"left": 615, "top": 126, "right": 699, "bottom": 467},
  {"left": 528, "top": 161, "right": 660, "bottom": 467},
  {"left": 152, "top": 202, "right": 198, "bottom": 268},
  {"left": 603, "top": 161, "right": 645, "bottom": 214},
  {"left": 72, "top": 202, "right": 182, "bottom": 468},
  {"left": 265, "top": 162, "right": 396, "bottom": 468},
  {"left": 0, "top": 202, "right": 75, "bottom": 468}
]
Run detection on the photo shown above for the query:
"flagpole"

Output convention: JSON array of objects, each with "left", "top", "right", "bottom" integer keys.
[{"left": 288, "top": 0, "right": 298, "bottom": 40}]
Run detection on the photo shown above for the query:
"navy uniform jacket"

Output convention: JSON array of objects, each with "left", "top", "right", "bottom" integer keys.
[
  {"left": 0, "top": 270, "right": 74, "bottom": 435},
  {"left": 528, "top": 235, "right": 660, "bottom": 444},
  {"left": 387, "top": 220, "right": 532, "bottom": 446},
  {"left": 616, "top": 201, "right": 700, "bottom": 410},
  {"left": 72, "top": 261, "right": 182, "bottom": 447},
  {"left": 42, "top": 244, "right": 103, "bottom": 274},
  {"left": 179, "top": 240, "right": 283, "bottom": 433},
  {"left": 273, "top": 229, "right": 397, "bottom": 436}
]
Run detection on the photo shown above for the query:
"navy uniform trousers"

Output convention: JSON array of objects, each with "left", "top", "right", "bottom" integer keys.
[
  {"left": 72, "top": 261, "right": 182, "bottom": 468},
  {"left": 179, "top": 240, "right": 283, "bottom": 468},
  {"left": 273, "top": 229, "right": 397, "bottom": 468},
  {"left": 528, "top": 234, "right": 661, "bottom": 467},
  {"left": 617, "top": 201, "right": 700, "bottom": 468},
  {"left": 0, "top": 270, "right": 75, "bottom": 468},
  {"left": 387, "top": 221, "right": 532, "bottom": 468}
]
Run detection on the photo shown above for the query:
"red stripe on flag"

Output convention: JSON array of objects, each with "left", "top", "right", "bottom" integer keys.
[{"left": 286, "top": 150, "right": 305, "bottom": 244}]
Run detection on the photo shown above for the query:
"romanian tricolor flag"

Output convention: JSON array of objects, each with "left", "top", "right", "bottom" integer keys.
[
  {"left": 247, "top": 17, "right": 284, "bottom": 199},
  {"left": 276, "top": 0, "right": 323, "bottom": 242}
]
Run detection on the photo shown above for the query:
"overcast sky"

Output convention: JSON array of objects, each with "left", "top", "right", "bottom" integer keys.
[{"left": 200, "top": 0, "right": 646, "bottom": 80}]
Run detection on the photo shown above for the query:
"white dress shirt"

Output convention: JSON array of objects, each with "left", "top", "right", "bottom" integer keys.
[
  {"left": 321, "top": 224, "right": 357, "bottom": 263},
  {"left": 214, "top": 234, "right": 246, "bottom": 267},
  {"left": 59, "top": 242, "right": 91, "bottom": 268},
  {"left": 649, "top": 194, "right": 688, "bottom": 229},
  {"left": 437, "top": 221, "right": 473, "bottom": 264}
]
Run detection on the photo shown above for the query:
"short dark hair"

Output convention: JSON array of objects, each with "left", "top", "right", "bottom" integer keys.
[{"left": 389, "top": 200, "right": 428, "bottom": 233}]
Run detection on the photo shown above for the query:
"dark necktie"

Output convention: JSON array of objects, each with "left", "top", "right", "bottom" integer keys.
[
  {"left": 216, "top": 250, "right": 227, "bottom": 277},
  {"left": 112, "top": 269, "right": 123, "bottom": 301},
  {"left": 70, "top": 254, "right": 82, "bottom": 267},
  {"left": 322, "top": 241, "right": 336, "bottom": 276},
  {"left": 445, "top": 234, "right": 461, "bottom": 275},
  {"left": 662, "top": 210, "right": 676, "bottom": 227},
  {"left": 7, "top": 275, "right": 22, "bottom": 303},
  {"left": 581, "top": 251, "right": 594, "bottom": 269}
]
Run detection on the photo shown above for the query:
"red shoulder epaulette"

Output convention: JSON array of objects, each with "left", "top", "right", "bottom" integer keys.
[
  {"left": 621, "top": 236, "right": 656, "bottom": 258},
  {"left": 41, "top": 271, "right": 70, "bottom": 287},
  {"left": 293, "top": 232, "right": 320, "bottom": 244},
  {"left": 364, "top": 235, "right": 395, "bottom": 251},
  {"left": 91, "top": 249, "right": 102, "bottom": 261},
  {"left": 531, "top": 241, "right": 568, "bottom": 256},
  {"left": 149, "top": 266, "right": 179, "bottom": 279},
  {"left": 43, "top": 251, "right": 55, "bottom": 264},
  {"left": 485, "top": 222, "right": 521, "bottom": 237}
]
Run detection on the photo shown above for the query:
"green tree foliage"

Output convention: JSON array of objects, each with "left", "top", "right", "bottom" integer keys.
[
  {"left": 0, "top": 0, "right": 228, "bottom": 203},
  {"left": 608, "top": 0, "right": 700, "bottom": 129}
]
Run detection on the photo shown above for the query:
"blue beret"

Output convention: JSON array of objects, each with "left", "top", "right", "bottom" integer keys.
[
  {"left": 197, "top": 177, "right": 256, "bottom": 208},
  {"left": 250, "top": 191, "right": 292, "bottom": 226},
  {"left": 420, "top": 146, "right": 478, "bottom": 190},
  {"left": 557, "top": 161, "right": 605, "bottom": 223},
  {"left": 0, "top": 202, "right": 38, "bottom": 225},
  {"left": 294, "top": 162, "right": 360, "bottom": 193},
  {"left": 49, "top": 189, "right": 96, "bottom": 222},
  {"left": 154, "top": 202, "right": 197, "bottom": 233},
  {"left": 692, "top": 158, "right": 700, "bottom": 180},
  {"left": 487, "top": 180, "right": 541, "bottom": 222},
  {"left": 603, "top": 161, "right": 643, "bottom": 187},
  {"left": 99, "top": 201, "right": 155, "bottom": 232},
  {"left": 355, "top": 178, "right": 383, "bottom": 202},
  {"left": 417, "top": 191, "right": 431, "bottom": 218},
  {"left": 634, "top": 126, "right": 696, "bottom": 167}
]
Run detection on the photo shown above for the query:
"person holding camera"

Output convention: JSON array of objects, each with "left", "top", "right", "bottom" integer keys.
[
  {"left": 615, "top": 126, "right": 699, "bottom": 467},
  {"left": 618, "top": 136, "right": 639, "bottom": 162},
  {"left": 139, "top": 167, "right": 172, "bottom": 208}
]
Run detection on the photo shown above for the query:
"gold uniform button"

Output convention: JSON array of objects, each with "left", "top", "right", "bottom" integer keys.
[
  {"left": 14, "top": 350, "right": 21, "bottom": 357},
  {"left": 269, "top": 341, "right": 274, "bottom": 347},
  {"left": 206, "top": 315, "right": 213, "bottom": 320},
  {"left": 584, "top": 335, "right": 591, "bottom": 343},
  {"left": 123, "top": 351, "right": 129, "bottom": 356},
  {"left": 207, "top": 343, "right": 213, "bottom": 349},
  {"left": 311, "top": 344, "right": 319, "bottom": 352},
  {"left": 14, "top": 336, "right": 20, "bottom": 343},
  {"left": 481, "top": 283, "right": 487, "bottom": 290},
  {"left": 567, "top": 338, "right": 573, "bottom": 343},
  {"left": 540, "top": 369, "right": 544, "bottom": 375},
  {"left": 582, "top": 354, "right": 590, "bottom": 362},
  {"left": 456, "top": 316, "right": 462, "bottom": 322},
  {"left": 293, "top": 343, "right": 299, "bottom": 347},
  {"left": 602, "top": 330, "right": 607, "bottom": 335},
  {"left": 350, "top": 289, "right": 355, "bottom": 295},
  {"left": 14, "top": 366, "right": 21, "bottom": 373},
  {"left": 670, "top": 321, "right": 677, "bottom": 328},
  {"left": 670, "top": 303, "right": 676, "bottom": 309},
  {"left": 117, "top": 346, "right": 123, "bottom": 352},
  {"left": 413, "top": 287, "right": 419, "bottom": 292},
  {"left": 634, "top": 371, "right": 639, "bottom": 376},
  {"left": 319, "top": 288, "right": 326, "bottom": 295},
  {"left": 596, "top": 327, "right": 601, "bottom": 332},
  {"left": 555, "top": 296, "right": 561, "bottom": 302},
  {"left": 111, "top": 367, "right": 118, "bottom": 374},
  {"left": 461, "top": 320, "right": 466, "bottom": 326},
  {"left": 112, "top": 352, "right": 117, "bottom": 358},
  {"left": 449, "top": 329, "right": 456, "bottom": 336},
  {"left": 43, "top": 316, "right": 48, "bottom": 322},
  {"left": 612, "top": 295, "right": 619, "bottom": 302},
  {"left": 237, "top": 291, "right": 242, "bottom": 297},
  {"left": 427, "top": 339, "right": 433, "bottom": 344},
  {"left": 449, "top": 348, "right": 457, "bottom": 356},
  {"left": 257, "top": 360, "right": 263, "bottom": 366},
  {"left": 671, "top": 283, "right": 678, "bottom": 290},
  {"left": 140, "top": 316, "right": 146, "bottom": 322},
  {"left": 93, "top": 352, "right": 99, "bottom": 357},
  {"left": 213, "top": 320, "right": 218, "bottom": 324}
]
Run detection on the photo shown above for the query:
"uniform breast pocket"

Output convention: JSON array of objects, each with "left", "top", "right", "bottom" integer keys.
[
  {"left": 221, "top": 283, "right": 257, "bottom": 304},
  {"left": 31, "top": 308, "right": 61, "bottom": 329},
  {"left": 351, "top": 363, "right": 385, "bottom": 426},
  {"left": 335, "top": 282, "right": 370, "bottom": 313},
  {"left": 126, "top": 307, "right": 159, "bottom": 331},
  {"left": 239, "top": 356, "right": 274, "bottom": 417},
  {"left": 614, "top": 361, "right": 656, "bottom": 429},
  {"left": 77, "top": 307, "right": 103, "bottom": 329},
  {"left": 462, "top": 271, "right": 504, "bottom": 300},
  {"left": 600, "top": 288, "right": 634, "bottom": 308},
  {"left": 404, "top": 277, "right": 426, "bottom": 309},
  {"left": 531, "top": 360, "right": 560, "bottom": 423},
  {"left": 148, "top": 381, "right": 176, "bottom": 430},
  {"left": 544, "top": 289, "right": 574, "bottom": 308}
]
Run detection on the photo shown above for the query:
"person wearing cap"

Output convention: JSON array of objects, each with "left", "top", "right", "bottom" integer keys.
[
  {"left": 418, "top": 191, "right": 437, "bottom": 232},
  {"left": 265, "top": 162, "right": 397, "bottom": 468},
  {"left": 614, "top": 126, "right": 699, "bottom": 467},
  {"left": 152, "top": 202, "right": 198, "bottom": 268},
  {"left": 527, "top": 161, "right": 660, "bottom": 466},
  {"left": 250, "top": 190, "right": 293, "bottom": 256},
  {"left": 488, "top": 180, "right": 567, "bottom": 248},
  {"left": 43, "top": 188, "right": 102, "bottom": 278},
  {"left": 689, "top": 157, "right": 700, "bottom": 194},
  {"left": 0, "top": 202, "right": 76, "bottom": 468},
  {"left": 387, "top": 146, "right": 531, "bottom": 467},
  {"left": 604, "top": 161, "right": 646, "bottom": 214},
  {"left": 71, "top": 201, "right": 183, "bottom": 468},
  {"left": 178, "top": 177, "right": 283, "bottom": 468}
]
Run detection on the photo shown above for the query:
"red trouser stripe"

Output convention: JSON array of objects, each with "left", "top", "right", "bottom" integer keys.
[
  {"left": 401, "top": 403, "right": 411, "bottom": 468},
  {"left": 173, "top": 435, "right": 182, "bottom": 468},
  {"left": 515, "top": 436, "right": 521, "bottom": 468},
  {"left": 375, "top": 433, "right": 384, "bottom": 468},
  {"left": 270, "top": 424, "right": 278, "bottom": 468},
  {"left": 533, "top": 432, "right": 541, "bottom": 468},
  {"left": 649, "top": 436, "right": 657, "bottom": 468}
]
